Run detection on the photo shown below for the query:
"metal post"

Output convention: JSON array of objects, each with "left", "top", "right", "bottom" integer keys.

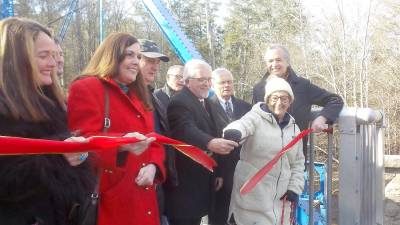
[
  {"left": 338, "top": 107, "right": 385, "bottom": 225},
  {"left": 99, "top": 0, "right": 104, "bottom": 43},
  {"left": 308, "top": 132, "right": 315, "bottom": 225},
  {"left": 326, "top": 124, "right": 333, "bottom": 225}
]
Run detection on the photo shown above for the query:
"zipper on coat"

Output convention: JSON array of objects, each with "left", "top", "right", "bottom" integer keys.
[{"left": 272, "top": 129, "right": 285, "bottom": 225}]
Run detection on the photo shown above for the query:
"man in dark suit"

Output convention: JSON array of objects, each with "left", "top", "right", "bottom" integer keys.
[
  {"left": 153, "top": 65, "right": 184, "bottom": 191},
  {"left": 207, "top": 68, "right": 251, "bottom": 225},
  {"left": 165, "top": 59, "right": 238, "bottom": 225}
]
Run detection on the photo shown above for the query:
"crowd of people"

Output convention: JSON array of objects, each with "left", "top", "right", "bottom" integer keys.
[{"left": 0, "top": 17, "right": 343, "bottom": 225}]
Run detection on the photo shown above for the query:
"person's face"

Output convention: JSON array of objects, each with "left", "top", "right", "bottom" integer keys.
[
  {"left": 139, "top": 56, "right": 161, "bottom": 85},
  {"left": 267, "top": 91, "right": 292, "bottom": 120},
  {"left": 54, "top": 43, "right": 64, "bottom": 76},
  {"left": 166, "top": 68, "right": 184, "bottom": 91},
  {"left": 212, "top": 71, "right": 234, "bottom": 100},
  {"left": 35, "top": 32, "right": 57, "bottom": 86},
  {"left": 116, "top": 43, "right": 141, "bottom": 85},
  {"left": 186, "top": 66, "right": 212, "bottom": 99},
  {"left": 265, "top": 48, "right": 289, "bottom": 78}
]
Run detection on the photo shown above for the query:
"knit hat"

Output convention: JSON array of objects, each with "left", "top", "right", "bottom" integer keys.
[{"left": 264, "top": 76, "right": 294, "bottom": 102}]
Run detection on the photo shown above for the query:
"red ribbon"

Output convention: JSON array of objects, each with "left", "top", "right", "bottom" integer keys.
[
  {"left": 0, "top": 133, "right": 217, "bottom": 172},
  {"left": 240, "top": 129, "right": 313, "bottom": 195}
]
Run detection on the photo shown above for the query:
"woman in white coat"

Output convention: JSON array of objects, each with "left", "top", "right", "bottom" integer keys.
[{"left": 223, "top": 77, "right": 305, "bottom": 225}]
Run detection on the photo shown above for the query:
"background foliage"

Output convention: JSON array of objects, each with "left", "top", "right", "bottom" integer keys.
[{"left": 8, "top": 0, "right": 399, "bottom": 154}]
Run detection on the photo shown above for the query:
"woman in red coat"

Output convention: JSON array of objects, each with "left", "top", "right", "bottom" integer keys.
[{"left": 68, "top": 32, "right": 166, "bottom": 225}]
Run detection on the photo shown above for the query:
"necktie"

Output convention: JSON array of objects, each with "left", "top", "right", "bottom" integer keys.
[
  {"left": 225, "top": 101, "right": 233, "bottom": 120},
  {"left": 200, "top": 100, "right": 209, "bottom": 116}
]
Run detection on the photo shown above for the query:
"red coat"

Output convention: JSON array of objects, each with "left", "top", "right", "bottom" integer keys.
[{"left": 67, "top": 76, "right": 165, "bottom": 225}]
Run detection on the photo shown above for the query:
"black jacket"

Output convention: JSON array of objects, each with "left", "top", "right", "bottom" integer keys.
[
  {"left": 252, "top": 68, "right": 344, "bottom": 131},
  {"left": 207, "top": 95, "right": 251, "bottom": 224},
  {"left": 0, "top": 100, "right": 94, "bottom": 225},
  {"left": 165, "top": 86, "right": 217, "bottom": 219},
  {"left": 154, "top": 84, "right": 178, "bottom": 111}
]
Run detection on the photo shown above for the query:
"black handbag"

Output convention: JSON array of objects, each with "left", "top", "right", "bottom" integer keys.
[{"left": 78, "top": 177, "right": 100, "bottom": 225}]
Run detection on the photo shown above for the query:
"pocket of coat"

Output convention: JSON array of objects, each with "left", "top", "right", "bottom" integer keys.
[
  {"left": 100, "top": 167, "right": 127, "bottom": 199},
  {"left": 232, "top": 160, "right": 275, "bottom": 211}
]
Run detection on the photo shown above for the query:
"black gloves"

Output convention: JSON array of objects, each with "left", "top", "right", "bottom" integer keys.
[
  {"left": 223, "top": 129, "right": 242, "bottom": 143},
  {"left": 280, "top": 190, "right": 299, "bottom": 203}
]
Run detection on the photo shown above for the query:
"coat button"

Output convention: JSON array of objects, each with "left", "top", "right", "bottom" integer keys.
[
  {"left": 136, "top": 114, "right": 141, "bottom": 118},
  {"left": 145, "top": 187, "right": 149, "bottom": 190},
  {"left": 142, "top": 163, "right": 146, "bottom": 167},
  {"left": 104, "top": 169, "right": 113, "bottom": 173},
  {"left": 147, "top": 210, "right": 152, "bottom": 215}
]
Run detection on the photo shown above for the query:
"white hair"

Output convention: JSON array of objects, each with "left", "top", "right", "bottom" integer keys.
[
  {"left": 263, "top": 44, "right": 291, "bottom": 65},
  {"left": 183, "top": 59, "right": 212, "bottom": 81},
  {"left": 211, "top": 67, "right": 233, "bottom": 80}
]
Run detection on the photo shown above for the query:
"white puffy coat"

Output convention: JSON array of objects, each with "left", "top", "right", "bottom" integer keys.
[{"left": 225, "top": 103, "right": 305, "bottom": 225}]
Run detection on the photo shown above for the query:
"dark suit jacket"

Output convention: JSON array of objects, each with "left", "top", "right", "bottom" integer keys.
[
  {"left": 165, "top": 86, "right": 217, "bottom": 219},
  {"left": 154, "top": 84, "right": 175, "bottom": 110},
  {"left": 252, "top": 67, "right": 343, "bottom": 131},
  {"left": 208, "top": 95, "right": 251, "bottom": 224}
]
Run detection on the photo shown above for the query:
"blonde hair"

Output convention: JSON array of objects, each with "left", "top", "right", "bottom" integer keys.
[{"left": 0, "top": 17, "right": 65, "bottom": 121}]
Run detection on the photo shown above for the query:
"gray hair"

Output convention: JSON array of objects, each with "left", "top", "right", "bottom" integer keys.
[
  {"left": 183, "top": 59, "right": 212, "bottom": 81},
  {"left": 211, "top": 67, "right": 233, "bottom": 80},
  {"left": 167, "top": 65, "right": 184, "bottom": 76},
  {"left": 263, "top": 44, "right": 291, "bottom": 65}
]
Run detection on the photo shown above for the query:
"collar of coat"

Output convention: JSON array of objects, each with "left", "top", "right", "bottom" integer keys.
[
  {"left": 252, "top": 102, "right": 296, "bottom": 128},
  {"left": 163, "top": 84, "right": 178, "bottom": 98},
  {"left": 262, "top": 67, "right": 300, "bottom": 85}
]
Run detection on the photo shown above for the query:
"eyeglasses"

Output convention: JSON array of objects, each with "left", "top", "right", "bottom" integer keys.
[
  {"left": 217, "top": 80, "right": 233, "bottom": 85},
  {"left": 168, "top": 74, "right": 183, "bottom": 80},
  {"left": 189, "top": 77, "right": 212, "bottom": 83},
  {"left": 270, "top": 95, "right": 290, "bottom": 103}
]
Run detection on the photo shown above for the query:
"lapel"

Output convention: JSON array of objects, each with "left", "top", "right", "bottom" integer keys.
[
  {"left": 182, "top": 87, "right": 214, "bottom": 128},
  {"left": 102, "top": 78, "right": 148, "bottom": 121},
  {"left": 231, "top": 96, "right": 242, "bottom": 119},
  {"left": 209, "top": 95, "right": 230, "bottom": 124}
]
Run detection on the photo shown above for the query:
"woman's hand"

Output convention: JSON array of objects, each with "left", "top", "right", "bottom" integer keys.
[
  {"left": 119, "top": 132, "right": 155, "bottom": 156},
  {"left": 63, "top": 136, "right": 89, "bottom": 166},
  {"left": 135, "top": 164, "right": 157, "bottom": 186}
]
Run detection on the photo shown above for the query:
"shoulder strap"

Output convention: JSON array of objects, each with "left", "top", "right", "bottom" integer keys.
[
  {"left": 91, "top": 79, "right": 110, "bottom": 204},
  {"left": 102, "top": 82, "right": 110, "bottom": 133}
]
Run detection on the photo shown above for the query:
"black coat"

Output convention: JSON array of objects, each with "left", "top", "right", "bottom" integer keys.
[
  {"left": 165, "top": 86, "right": 217, "bottom": 219},
  {"left": 252, "top": 68, "right": 344, "bottom": 154},
  {"left": 0, "top": 100, "right": 94, "bottom": 225},
  {"left": 207, "top": 95, "right": 251, "bottom": 225},
  {"left": 154, "top": 84, "right": 177, "bottom": 111}
]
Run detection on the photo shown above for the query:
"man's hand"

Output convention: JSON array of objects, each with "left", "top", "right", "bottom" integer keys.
[
  {"left": 119, "top": 132, "right": 155, "bottom": 156},
  {"left": 207, "top": 138, "right": 238, "bottom": 155},
  {"left": 135, "top": 164, "right": 157, "bottom": 186},
  {"left": 311, "top": 115, "right": 328, "bottom": 133}
]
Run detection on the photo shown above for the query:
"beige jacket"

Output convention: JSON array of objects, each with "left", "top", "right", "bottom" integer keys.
[{"left": 225, "top": 103, "right": 305, "bottom": 225}]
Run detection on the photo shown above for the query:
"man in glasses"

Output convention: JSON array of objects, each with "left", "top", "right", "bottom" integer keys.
[
  {"left": 165, "top": 59, "right": 238, "bottom": 225},
  {"left": 207, "top": 68, "right": 251, "bottom": 225},
  {"left": 154, "top": 65, "right": 184, "bottom": 108}
]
